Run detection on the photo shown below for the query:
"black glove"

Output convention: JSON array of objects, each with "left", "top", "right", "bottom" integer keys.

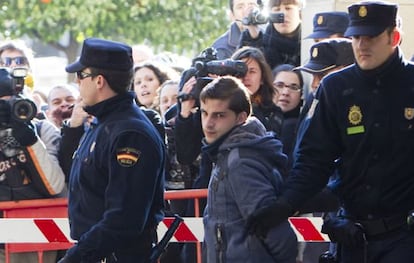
[
  {"left": 57, "top": 246, "right": 81, "bottom": 263},
  {"left": 0, "top": 100, "right": 11, "bottom": 126},
  {"left": 321, "top": 215, "right": 365, "bottom": 247},
  {"left": 11, "top": 121, "right": 37, "bottom": 146},
  {"left": 246, "top": 197, "right": 294, "bottom": 239}
]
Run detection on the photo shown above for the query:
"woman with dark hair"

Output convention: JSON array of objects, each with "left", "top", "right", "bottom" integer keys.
[
  {"left": 272, "top": 64, "right": 303, "bottom": 171},
  {"left": 231, "top": 46, "right": 284, "bottom": 136},
  {"left": 133, "top": 61, "right": 179, "bottom": 110}
]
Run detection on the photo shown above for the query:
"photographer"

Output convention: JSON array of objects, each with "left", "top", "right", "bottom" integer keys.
[
  {"left": 175, "top": 46, "right": 284, "bottom": 177},
  {"left": 211, "top": 0, "right": 261, "bottom": 59},
  {"left": 0, "top": 67, "right": 66, "bottom": 263},
  {"left": 239, "top": 0, "right": 304, "bottom": 68}
]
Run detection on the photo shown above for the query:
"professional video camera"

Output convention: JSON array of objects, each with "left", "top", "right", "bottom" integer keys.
[
  {"left": 0, "top": 67, "right": 37, "bottom": 128},
  {"left": 242, "top": 8, "right": 285, "bottom": 25},
  {"left": 178, "top": 47, "right": 248, "bottom": 101}
]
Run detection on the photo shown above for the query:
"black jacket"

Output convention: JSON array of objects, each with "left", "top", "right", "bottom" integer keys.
[{"left": 240, "top": 24, "right": 301, "bottom": 68}]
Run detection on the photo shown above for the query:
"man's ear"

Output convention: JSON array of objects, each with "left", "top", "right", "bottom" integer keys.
[
  {"left": 237, "top": 111, "right": 248, "bottom": 124},
  {"left": 95, "top": 75, "right": 106, "bottom": 89},
  {"left": 392, "top": 29, "right": 402, "bottom": 47}
]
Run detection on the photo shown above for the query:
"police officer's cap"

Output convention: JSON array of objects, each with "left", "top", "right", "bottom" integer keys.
[
  {"left": 305, "top": 12, "right": 350, "bottom": 39},
  {"left": 66, "top": 38, "right": 133, "bottom": 73},
  {"left": 344, "top": 1, "right": 398, "bottom": 37},
  {"left": 295, "top": 38, "right": 354, "bottom": 74}
]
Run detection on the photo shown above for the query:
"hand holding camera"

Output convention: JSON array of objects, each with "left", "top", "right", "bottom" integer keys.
[
  {"left": 179, "top": 76, "right": 197, "bottom": 118},
  {"left": 11, "top": 121, "right": 38, "bottom": 146}
]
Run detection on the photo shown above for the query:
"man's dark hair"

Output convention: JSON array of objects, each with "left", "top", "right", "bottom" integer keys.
[
  {"left": 200, "top": 76, "right": 251, "bottom": 117},
  {"left": 229, "top": 0, "right": 262, "bottom": 12},
  {"left": 268, "top": 0, "right": 304, "bottom": 9},
  {"left": 90, "top": 67, "right": 134, "bottom": 94}
]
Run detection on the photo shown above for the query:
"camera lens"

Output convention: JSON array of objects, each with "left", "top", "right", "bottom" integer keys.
[{"left": 12, "top": 99, "right": 37, "bottom": 122}]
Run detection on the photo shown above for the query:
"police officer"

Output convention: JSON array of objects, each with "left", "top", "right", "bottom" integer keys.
[
  {"left": 58, "top": 38, "right": 165, "bottom": 263},
  {"left": 247, "top": 1, "right": 414, "bottom": 262},
  {"left": 305, "top": 11, "right": 350, "bottom": 42}
]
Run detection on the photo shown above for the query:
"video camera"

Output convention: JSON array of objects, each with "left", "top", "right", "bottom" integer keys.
[
  {"left": 242, "top": 9, "right": 285, "bottom": 25},
  {"left": 178, "top": 47, "right": 248, "bottom": 101},
  {"left": 0, "top": 67, "right": 37, "bottom": 128}
]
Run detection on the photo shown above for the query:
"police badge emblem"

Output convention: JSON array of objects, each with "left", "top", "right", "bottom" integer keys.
[
  {"left": 358, "top": 6, "right": 367, "bottom": 18},
  {"left": 348, "top": 105, "right": 362, "bottom": 125},
  {"left": 317, "top": 15, "right": 324, "bottom": 25}
]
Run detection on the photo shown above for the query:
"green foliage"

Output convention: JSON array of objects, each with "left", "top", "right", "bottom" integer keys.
[{"left": 0, "top": 0, "right": 230, "bottom": 58}]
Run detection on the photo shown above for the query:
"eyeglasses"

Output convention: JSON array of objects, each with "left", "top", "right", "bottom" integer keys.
[
  {"left": 0, "top": 56, "right": 28, "bottom": 67},
  {"left": 76, "top": 71, "right": 96, "bottom": 80},
  {"left": 274, "top": 81, "right": 302, "bottom": 92}
]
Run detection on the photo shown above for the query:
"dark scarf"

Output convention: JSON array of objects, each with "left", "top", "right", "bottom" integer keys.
[{"left": 263, "top": 24, "right": 301, "bottom": 68}]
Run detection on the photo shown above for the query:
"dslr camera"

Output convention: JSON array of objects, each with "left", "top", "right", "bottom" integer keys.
[
  {"left": 0, "top": 67, "right": 37, "bottom": 128},
  {"left": 242, "top": 8, "right": 285, "bottom": 25},
  {"left": 178, "top": 47, "right": 248, "bottom": 101}
]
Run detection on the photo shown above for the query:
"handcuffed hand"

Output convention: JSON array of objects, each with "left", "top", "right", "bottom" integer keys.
[
  {"left": 246, "top": 197, "right": 294, "bottom": 239},
  {"left": 321, "top": 216, "right": 365, "bottom": 247},
  {"left": 11, "top": 121, "right": 37, "bottom": 146}
]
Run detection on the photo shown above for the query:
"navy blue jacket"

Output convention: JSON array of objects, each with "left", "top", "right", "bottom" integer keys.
[
  {"left": 203, "top": 117, "right": 296, "bottom": 262},
  {"left": 67, "top": 92, "right": 165, "bottom": 262},
  {"left": 285, "top": 48, "right": 414, "bottom": 219},
  {"left": 212, "top": 22, "right": 242, "bottom": 60}
]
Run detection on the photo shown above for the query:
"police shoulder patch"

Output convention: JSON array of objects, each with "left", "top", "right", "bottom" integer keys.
[{"left": 116, "top": 147, "right": 141, "bottom": 167}]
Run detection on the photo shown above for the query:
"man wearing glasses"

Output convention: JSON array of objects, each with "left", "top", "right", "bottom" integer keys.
[
  {"left": 0, "top": 40, "right": 35, "bottom": 87},
  {"left": 58, "top": 38, "right": 165, "bottom": 263}
]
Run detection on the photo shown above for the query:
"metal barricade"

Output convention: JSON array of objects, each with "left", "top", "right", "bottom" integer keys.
[
  {"left": 0, "top": 190, "right": 328, "bottom": 263},
  {"left": 164, "top": 189, "right": 208, "bottom": 263},
  {"left": 0, "top": 198, "right": 71, "bottom": 263}
]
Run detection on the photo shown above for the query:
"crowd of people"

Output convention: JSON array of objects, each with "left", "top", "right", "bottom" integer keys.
[{"left": 0, "top": 0, "right": 413, "bottom": 263}]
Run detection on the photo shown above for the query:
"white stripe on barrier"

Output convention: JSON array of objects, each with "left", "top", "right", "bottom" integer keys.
[{"left": 0, "top": 217, "right": 330, "bottom": 243}]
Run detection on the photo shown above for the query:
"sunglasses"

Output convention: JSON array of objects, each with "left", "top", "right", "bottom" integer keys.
[
  {"left": 0, "top": 56, "right": 28, "bottom": 67},
  {"left": 274, "top": 81, "right": 302, "bottom": 92},
  {"left": 76, "top": 71, "right": 96, "bottom": 80}
]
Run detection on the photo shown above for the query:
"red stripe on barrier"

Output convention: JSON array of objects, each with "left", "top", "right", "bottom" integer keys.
[
  {"left": 34, "top": 219, "right": 70, "bottom": 243},
  {"left": 163, "top": 218, "right": 198, "bottom": 242},
  {"left": 289, "top": 218, "right": 325, "bottom": 241}
]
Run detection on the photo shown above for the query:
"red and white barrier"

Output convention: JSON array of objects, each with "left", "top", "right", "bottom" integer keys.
[{"left": 0, "top": 217, "right": 329, "bottom": 243}]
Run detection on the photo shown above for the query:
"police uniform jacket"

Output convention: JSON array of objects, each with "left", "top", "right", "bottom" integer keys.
[
  {"left": 203, "top": 117, "right": 297, "bottom": 263},
  {"left": 67, "top": 92, "right": 165, "bottom": 262},
  {"left": 284, "top": 48, "right": 414, "bottom": 220}
]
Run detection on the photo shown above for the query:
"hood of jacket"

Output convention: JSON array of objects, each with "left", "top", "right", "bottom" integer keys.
[{"left": 203, "top": 116, "right": 287, "bottom": 170}]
